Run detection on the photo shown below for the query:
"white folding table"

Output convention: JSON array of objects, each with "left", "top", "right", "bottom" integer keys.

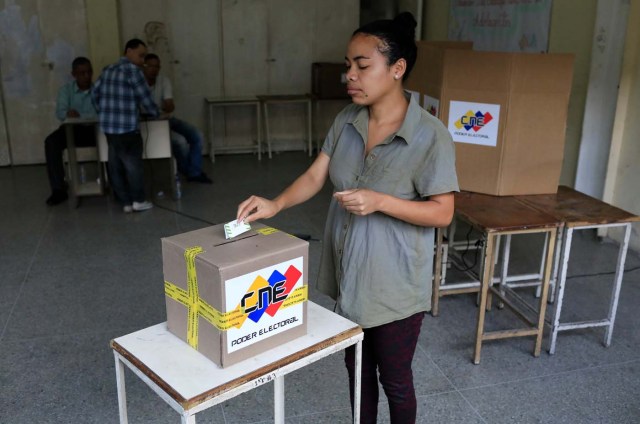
[
  {"left": 110, "top": 302, "right": 363, "bottom": 423},
  {"left": 204, "top": 97, "right": 263, "bottom": 161},
  {"left": 257, "top": 94, "right": 313, "bottom": 158},
  {"left": 516, "top": 186, "right": 640, "bottom": 354}
]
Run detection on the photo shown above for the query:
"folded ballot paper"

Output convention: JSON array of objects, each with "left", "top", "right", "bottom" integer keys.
[{"left": 224, "top": 219, "right": 251, "bottom": 239}]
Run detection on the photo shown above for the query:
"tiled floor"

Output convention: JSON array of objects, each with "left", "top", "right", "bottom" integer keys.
[{"left": 1, "top": 152, "right": 639, "bottom": 423}]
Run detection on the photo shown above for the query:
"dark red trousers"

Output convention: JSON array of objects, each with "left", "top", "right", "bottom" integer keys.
[{"left": 345, "top": 312, "right": 425, "bottom": 424}]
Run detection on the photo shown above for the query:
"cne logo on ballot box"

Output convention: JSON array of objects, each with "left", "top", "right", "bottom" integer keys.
[
  {"left": 448, "top": 100, "right": 500, "bottom": 147},
  {"left": 226, "top": 257, "right": 305, "bottom": 353},
  {"left": 161, "top": 222, "right": 308, "bottom": 367}
]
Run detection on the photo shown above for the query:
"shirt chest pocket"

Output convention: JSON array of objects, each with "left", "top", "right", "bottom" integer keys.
[{"left": 362, "top": 165, "right": 413, "bottom": 197}]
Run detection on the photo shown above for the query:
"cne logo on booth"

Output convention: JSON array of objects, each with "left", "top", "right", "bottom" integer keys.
[
  {"left": 236, "top": 265, "right": 302, "bottom": 326},
  {"left": 454, "top": 110, "right": 493, "bottom": 132}
]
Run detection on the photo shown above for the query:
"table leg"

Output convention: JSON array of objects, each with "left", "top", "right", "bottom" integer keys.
[
  {"left": 263, "top": 102, "right": 272, "bottom": 159},
  {"left": 474, "top": 233, "right": 495, "bottom": 364},
  {"left": 170, "top": 158, "right": 178, "bottom": 199},
  {"left": 64, "top": 124, "right": 80, "bottom": 208},
  {"left": 432, "top": 227, "right": 444, "bottom": 317},
  {"left": 306, "top": 99, "right": 313, "bottom": 156},
  {"left": 549, "top": 227, "right": 573, "bottom": 355},
  {"left": 274, "top": 375, "right": 285, "bottom": 424},
  {"left": 353, "top": 339, "right": 362, "bottom": 423},
  {"left": 548, "top": 227, "right": 564, "bottom": 304},
  {"left": 113, "top": 352, "right": 129, "bottom": 424},
  {"left": 486, "top": 235, "right": 503, "bottom": 311},
  {"left": 533, "top": 228, "right": 555, "bottom": 357},
  {"left": 181, "top": 413, "right": 196, "bottom": 424},
  {"left": 534, "top": 232, "right": 549, "bottom": 298},
  {"left": 604, "top": 223, "right": 631, "bottom": 347},
  {"left": 497, "top": 234, "right": 512, "bottom": 309},
  {"left": 207, "top": 104, "right": 215, "bottom": 163},
  {"left": 256, "top": 102, "right": 262, "bottom": 161}
]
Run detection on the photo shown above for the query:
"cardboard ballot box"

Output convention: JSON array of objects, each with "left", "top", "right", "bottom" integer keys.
[
  {"left": 406, "top": 42, "right": 574, "bottom": 196},
  {"left": 162, "top": 222, "right": 308, "bottom": 368}
]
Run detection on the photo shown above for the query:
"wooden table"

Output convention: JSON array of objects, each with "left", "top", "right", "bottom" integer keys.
[
  {"left": 516, "top": 186, "right": 640, "bottom": 354},
  {"left": 204, "top": 97, "right": 263, "bottom": 161},
  {"left": 62, "top": 118, "right": 103, "bottom": 208},
  {"left": 110, "top": 302, "right": 363, "bottom": 423},
  {"left": 257, "top": 94, "right": 313, "bottom": 158},
  {"left": 434, "top": 191, "right": 561, "bottom": 364}
]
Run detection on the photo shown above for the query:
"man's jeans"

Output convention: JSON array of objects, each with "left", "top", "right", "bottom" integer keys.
[
  {"left": 106, "top": 131, "right": 145, "bottom": 205},
  {"left": 169, "top": 117, "right": 203, "bottom": 178}
]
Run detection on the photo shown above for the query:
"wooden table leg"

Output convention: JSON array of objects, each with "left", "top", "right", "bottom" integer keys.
[
  {"left": 474, "top": 233, "right": 495, "bottom": 364},
  {"left": 534, "top": 228, "right": 556, "bottom": 357},
  {"left": 549, "top": 227, "right": 573, "bottom": 355}
]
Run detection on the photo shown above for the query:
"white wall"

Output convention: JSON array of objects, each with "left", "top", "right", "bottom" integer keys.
[
  {"left": 0, "top": 0, "right": 90, "bottom": 165},
  {"left": 0, "top": 0, "right": 358, "bottom": 164},
  {"left": 603, "top": 0, "right": 640, "bottom": 251}
]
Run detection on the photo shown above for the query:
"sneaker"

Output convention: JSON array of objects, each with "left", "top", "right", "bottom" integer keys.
[
  {"left": 46, "top": 190, "right": 68, "bottom": 206},
  {"left": 132, "top": 201, "right": 153, "bottom": 212},
  {"left": 187, "top": 172, "right": 212, "bottom": 184},
  {"left": 123, "top": 205, "right": 133, "bottom": 213}
]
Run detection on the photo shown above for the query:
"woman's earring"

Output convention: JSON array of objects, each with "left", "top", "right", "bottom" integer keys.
[{"left": 394, "top": 74, "right": 399, "bottom": 80}]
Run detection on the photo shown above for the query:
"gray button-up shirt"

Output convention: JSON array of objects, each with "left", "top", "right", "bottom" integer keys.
[{"left": 316, "top": 93, "right": 459, "bottom": 328}]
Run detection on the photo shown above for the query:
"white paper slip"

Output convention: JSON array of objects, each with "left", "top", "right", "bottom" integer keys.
[{"left": 224, "top": 219, "right": 251, "bottom": 239}]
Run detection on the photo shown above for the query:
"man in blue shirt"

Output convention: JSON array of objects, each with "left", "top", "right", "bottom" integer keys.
[
  {"left": 45, "top": 57, "right": 97, "bottom": 206},
  {"left": 92, "top": 39, "right": 160, "bottom": 213}
]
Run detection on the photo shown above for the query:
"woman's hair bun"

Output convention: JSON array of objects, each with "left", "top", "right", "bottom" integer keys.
[{"left": 393, "top": 11, "right": 417, "bottom": 37}]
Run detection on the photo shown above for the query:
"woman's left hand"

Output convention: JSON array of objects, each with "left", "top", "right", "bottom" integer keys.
[{"left": 334, "top": 189, "right": 381, "bottom": 216}]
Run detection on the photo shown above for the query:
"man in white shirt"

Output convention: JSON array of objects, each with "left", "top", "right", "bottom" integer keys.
[{"left": 143, "top": 54, "right": 211, "bottom": 184}]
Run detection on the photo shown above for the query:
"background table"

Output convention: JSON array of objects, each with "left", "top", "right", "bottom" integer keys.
[
  {"left": 516, "top": 186, "right": 640, "bottom": 354},
  {"left": 62, "top": 118, "right": 103, "bottom": 208},
  {"left": 111, "top": 301, "right": 363, "bottom": 423},
  {"left": 434, "top": 191, "right": 561, "bottom": 364},
  {"left": 205, "top": 97, "right": 262, "bottom": 161},
  {"left": 257, "top": 94, "right": 313, "bottom": 158}
]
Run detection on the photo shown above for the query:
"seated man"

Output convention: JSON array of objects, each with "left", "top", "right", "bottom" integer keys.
[
  {"left": 143, "top": 54, "right": 211, "bottom": 184},
  {"left": 44, "top": 57, "right": 97, "bottom": 205}
]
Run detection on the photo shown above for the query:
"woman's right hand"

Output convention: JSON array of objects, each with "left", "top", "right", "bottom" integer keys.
[{"left": 236, "top": 195, "right": 281, "bottom": 224}]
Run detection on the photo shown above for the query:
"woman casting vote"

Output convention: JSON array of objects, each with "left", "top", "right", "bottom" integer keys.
[{"left": 237, "top": 12, "right": 458, "bottom": 424}]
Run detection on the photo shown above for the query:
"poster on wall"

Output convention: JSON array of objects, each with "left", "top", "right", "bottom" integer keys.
[
  {"left": 447, "top": 100, "right": 500, "bottom": 147},
  {"left": 448, "top": 0, "right": 552, "bottom": 52}
]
